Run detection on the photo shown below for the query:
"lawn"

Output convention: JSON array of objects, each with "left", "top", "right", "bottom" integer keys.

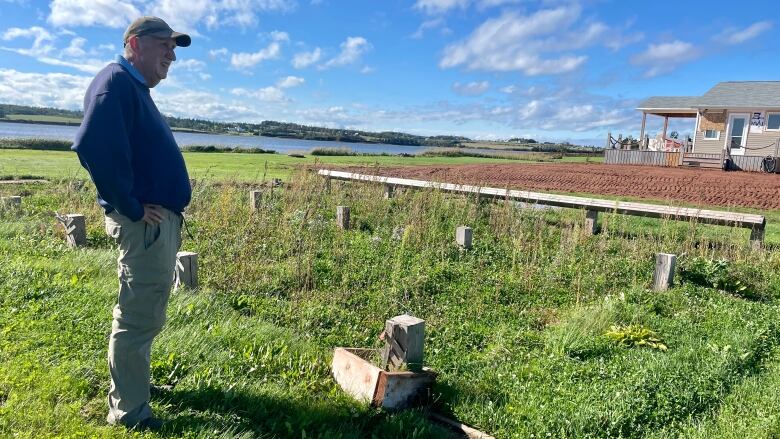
[
  {"left": 2, "top": 152, "right": 780, "bottom": 438},
  {"left": 0, "top": 148, "right": 598, "bottom": 182},
  {"left": 3, "top": 114, "right": 83, "bottom": 124}
]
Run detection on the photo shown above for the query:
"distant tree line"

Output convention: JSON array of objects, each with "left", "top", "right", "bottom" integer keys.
[{"left": 0, "top": 103, "right": 595, "bottom": 150}]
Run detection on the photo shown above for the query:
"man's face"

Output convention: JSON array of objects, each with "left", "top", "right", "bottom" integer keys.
[{"left": 131, "top": 35, "right": 177, "bottom": 88}]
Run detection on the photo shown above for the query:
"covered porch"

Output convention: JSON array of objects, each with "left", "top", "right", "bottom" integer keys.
[{"left": 636, "top": 96, "right": 699, "bottom": 152}]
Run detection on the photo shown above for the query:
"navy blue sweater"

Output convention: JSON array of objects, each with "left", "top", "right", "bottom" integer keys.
[{"left": 72, "top": 62, "right": 191, "bottom": 222}]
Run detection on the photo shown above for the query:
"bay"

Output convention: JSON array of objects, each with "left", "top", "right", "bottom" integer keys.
[{"left": 0, "top": 121, "right": 519, "bottom": 156}]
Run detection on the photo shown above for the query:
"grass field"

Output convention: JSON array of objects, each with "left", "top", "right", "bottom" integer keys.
[
  {"left": 0, "top": 148, "right": 599, "bottom": 182},
  {"left": 3, "top": 114, "right": 83, "bottom": 124},
  {"left": 2, "top": 151, "right": 780, "bottom": 438}
]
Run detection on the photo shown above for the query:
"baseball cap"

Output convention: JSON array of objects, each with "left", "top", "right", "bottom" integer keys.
[{"left": 123, "top": 16, "right": 191, "bottom": 48}]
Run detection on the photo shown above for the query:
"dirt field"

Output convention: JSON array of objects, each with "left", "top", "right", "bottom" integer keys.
[{"left": 346, "top": 163, "right": 780, "bottom": 210}]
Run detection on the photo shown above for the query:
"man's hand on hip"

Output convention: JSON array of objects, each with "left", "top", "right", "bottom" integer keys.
[{"left": 141, "top": 204, "right": 165, "bottom": 225}]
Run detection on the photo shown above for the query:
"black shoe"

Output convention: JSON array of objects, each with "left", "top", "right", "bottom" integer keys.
[{"left": 132, "top": 417, "right": 165, "bottom": 432}]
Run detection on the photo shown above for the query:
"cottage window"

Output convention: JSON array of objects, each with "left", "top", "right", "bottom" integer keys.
[
  {"left": 703, "top": 129, "right": 720, "bottom": 140},
  {"left": 767, "top": 113, "right": 780, "bottom": 131}
]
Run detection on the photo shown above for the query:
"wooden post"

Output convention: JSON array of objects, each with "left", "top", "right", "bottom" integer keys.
[
  {"left": 750, "top": 224, "right": 765, "bottom": 250},
  {"left": 324, "top": 176, "right": 332, "bottom": 192},
  {"left": 639, "top": 112, "right": 647, "bottom": 148},
  {"left": 678, "top": 149, "right": 685, "bottom": 166},
  {"left": 606, "top": 131, "right": 612, "bottom": 149},
  {"left": 250, "top": 190, "right": 262, "bottom": 211},
  {"left": 336, "top": 206, "right": 350, "bottom": 230},
  {"left": 456, "top": 226, "right": 472, "bottom": 249},
  {"left": 662, "top": 116, "right": 669, "bottom": 142},
  {"left": 383, "top": 184, "right": 394, "bottom": 199},
  {"left": 382, "top": 314, "right": 425, "bottom": 372},
  {"left": 584, "top": 210, "right": 598, "bottom": 235},
  {"left": 175, "top": 251, "right": 198, "bottom": 290},
  {"left": 0, "top": 196, "right": 21, "bottom": 210},
  {"left": 652, "top": 253, "right": 676, "bottom": 291},
  {"left": 644, "top": 134, "right": 649, "bottom": 150},
  {"left": 774, "top": 138, "right": 780, "bottom": 160},
  {"left": 58, "top": 214, "right": 86, "bottom": 248},
  {"left": 617, "top": 134, "right": 623, "bottom": 150}
]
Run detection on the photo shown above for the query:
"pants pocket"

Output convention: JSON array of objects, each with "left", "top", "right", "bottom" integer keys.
[{"left": 144, "top": 222, "right": 162, "bottom": 249}]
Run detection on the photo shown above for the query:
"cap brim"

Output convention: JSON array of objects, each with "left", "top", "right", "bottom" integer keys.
[
  {"left": 143, "top": 30, "right": 191, "bottom": 47},
  {"left": 171, "top": 31, "right": 191, "bottom": 48}
]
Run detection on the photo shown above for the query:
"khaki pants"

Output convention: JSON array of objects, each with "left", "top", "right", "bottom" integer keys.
[{"left": 104, "top": 208, "right": 182, "bottom": 426}]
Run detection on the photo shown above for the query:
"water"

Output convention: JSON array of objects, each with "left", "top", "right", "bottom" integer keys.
[{"left": 0, "top": 121, "right": 517, "bottom": 156}]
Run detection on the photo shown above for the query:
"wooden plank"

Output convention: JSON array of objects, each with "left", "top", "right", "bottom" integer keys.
[
  {"left": 456, "top": 226, "right": 473, "bottom": 249},
  {"left": 317, "top": 170, "right": 765, "bottom": 230},
  {"left": 175, "top": 251, "right": 199, "bottom": 290},
  {"left": 429, "top": 413, "right": 496, "bottom": 439}
]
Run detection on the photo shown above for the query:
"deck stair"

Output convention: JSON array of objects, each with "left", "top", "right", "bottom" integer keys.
[{"left": 682, "top": 153, "right": 723, "bottom": 169}]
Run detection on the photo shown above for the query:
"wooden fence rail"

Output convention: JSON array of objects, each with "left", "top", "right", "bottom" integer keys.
[{"left": 318, "top": 169, "right": 766, "bottom": 247}]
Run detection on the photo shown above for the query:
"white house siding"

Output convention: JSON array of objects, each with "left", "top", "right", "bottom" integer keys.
[
  {"left": 745, "top": 127, "right": 780, "bottom": 156},
  {"left": 694, "top": 131, "right": 723, "bottom": 154}
]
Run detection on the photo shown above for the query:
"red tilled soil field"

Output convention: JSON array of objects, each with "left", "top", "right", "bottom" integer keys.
[{"left": 345, "top": 163, "right": 780, "bottom": 210}]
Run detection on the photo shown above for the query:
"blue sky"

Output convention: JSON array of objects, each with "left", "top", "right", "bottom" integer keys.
[{"left": 0, "top": 0, "right": 777, "bottom": 145}]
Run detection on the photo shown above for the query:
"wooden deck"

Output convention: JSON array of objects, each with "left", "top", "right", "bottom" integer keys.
[{"left": 318, "top": 169, "right": 767, "bottom": 247}]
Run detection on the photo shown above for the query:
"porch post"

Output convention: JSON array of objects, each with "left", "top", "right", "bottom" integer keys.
[
  {"left": 639, "top": 112, "right": 647, "bottom": 150},
  {"left": 662, "top": 116, "right": 669, "bottom": 141}
]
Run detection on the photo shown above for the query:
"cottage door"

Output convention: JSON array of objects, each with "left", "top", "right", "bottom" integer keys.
[{"left": 726, "top": 113, "right": 748, "bottom": 156}]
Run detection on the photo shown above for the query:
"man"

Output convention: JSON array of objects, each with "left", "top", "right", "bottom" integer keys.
[{"left": 71, "top": 16, "right": 192, "bottom": 430}]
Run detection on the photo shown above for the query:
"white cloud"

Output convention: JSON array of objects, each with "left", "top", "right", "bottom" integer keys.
[
  {"left": 411, "top": 18, "right": 450, "bottom": 39},
  {"left": 360, "top": 66, "right": 375, "bottom": 74},
  {"left": 0, "top": 68, "right": 91, "bottom": 109},
  {"left": 439, "top": 6, "right": 607, "bottom": 75},
  {"left": 48, "top": 0, "right": 141, "bottom": 28},
  {"left": 153, "top": 88, "right": 263, "bottom": 121},
  {"left": 149, "top": 0, "right": 295, "bottom": 32},
  {"left": 291, "top": 47, "right": 321, "bottom": 68},
  {"left": 270, "top": 30, "right": 290, "bottom": 42},
  {"left": 230, "top": 86, "right": 286, "bottom": 102},
  {"left": 414, "top": 0, "right": 523, "bottom": 14},
  {"left": 2, "top": 26, "right": 110, "bottom": 74},
  {"left": 322, "top": 36, "right": 371, "bottom": 69},
  {"left": 230, "top": 42, "right": 281, "bottom": 69},
  {"left": 631, "top": 40, "right": 697, "bottom": 77},
  {"left": 1, "top": 26, "right": 55, "bottom": 56},
  {"left": 97, "top": 43, "right": 116, "bottom": 52},
  {"left": 452, "top": 80, "right": 489, "bottom": 96},
  {"left": 173, "top": 58, "right": 206, "bottom": 71},
  {"left": 61, "top": 37, "right": 86, "bottom": 57},
  {"left": 716, "top": 21, "right": 773, "bottom": 45},
  {"left": 276, "top": 75, "right": 304, "bottom": 88},
  {"left": 209, "top": 47, "right": 229, "bottom": 59}
]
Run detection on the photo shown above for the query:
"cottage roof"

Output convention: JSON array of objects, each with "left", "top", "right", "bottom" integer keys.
[
  {"left": 637, "top": 96, "right": 700, "bottom": 111},
  {"left": 696, "top": 81, "right": 780, "bottom": 108},
  {"left": 638, "top": 81, "right": 780, "bottom": 112}
]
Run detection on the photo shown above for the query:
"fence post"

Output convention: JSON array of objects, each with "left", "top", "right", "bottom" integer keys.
[
  {"left": 175, "top": 251, "right": 199, "bottom": 290},
  {"left": 584, "top": 210, "right": 599, "bottom": 235},
  {"left": 456, "top": 226, "right": 472, "bottom": 249},
  {"left": 750, "top": 223, "right": 765, "bottom": 250},
  {"left": 606, "top": 131, "right": 611, "bottom": 149},
  {"left": 774, "top": 138, "right": 779, "bottom": 159},
  {"left": 652, "top": 253, "right": 676, "bottom": 291},
  {"left": 0, "top": 196, "right": 21, "bottom": 211},
  {"left": 250, "top": 190, "right": 263, "bottom": 211},
  {"left": 336, "top": 206, "right": 350, "bottom": 230},
  {"left": 57, "top": 214, "right": 87, "bottom": 248},
  {"left": 381, "top": 314, "right": 425, "bottom": 372},
  {"left": 383, "top": 184, "right": 394, "bottom": 199}
]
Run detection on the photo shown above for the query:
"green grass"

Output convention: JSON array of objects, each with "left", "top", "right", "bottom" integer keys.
[
  {"left": 0, "top": 148, "right": 595, "bottom": 183},
  {"left": 2, "top": 170, "right": 780, "bottom": 438},
  {"left": 3, "top": 114, "right": 83, "bottom": 124}
]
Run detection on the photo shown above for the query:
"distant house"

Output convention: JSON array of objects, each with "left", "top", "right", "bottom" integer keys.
[{"left": 637, "top": 81, "right": 780, "bottom": 157}]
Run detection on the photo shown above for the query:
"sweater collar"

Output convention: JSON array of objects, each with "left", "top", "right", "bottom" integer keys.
[{"left": 114, "top": 55, "right": 148, "bottom": 87}]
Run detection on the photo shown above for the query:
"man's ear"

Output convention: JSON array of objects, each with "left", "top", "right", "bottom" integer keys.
[{"left": 127, "top": 35, "right": 140, "bottom": 51}]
